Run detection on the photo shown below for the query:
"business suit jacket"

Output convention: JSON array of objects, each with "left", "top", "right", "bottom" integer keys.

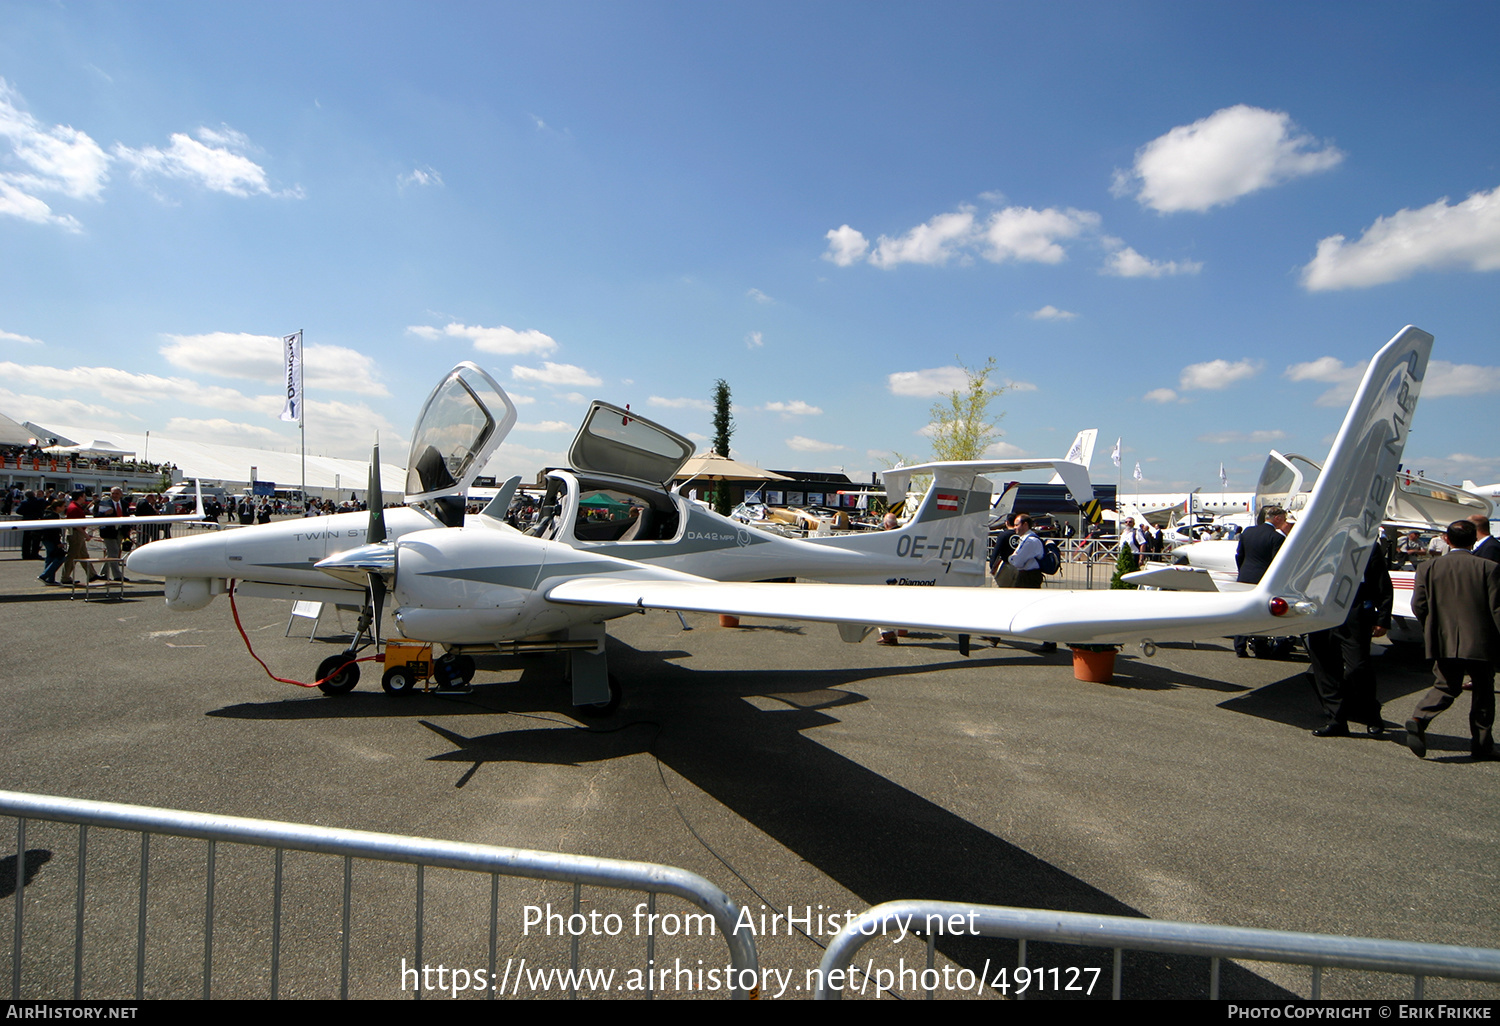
[
  {"left": 1235, "top": 523, "right": 1284, "bottom": 585},
  {"left": 1412, "top": 549, "right": 1500, "bottom": 663},
  {"left": 1473, "top": 534, "right": 1500, "bottom": 564}
]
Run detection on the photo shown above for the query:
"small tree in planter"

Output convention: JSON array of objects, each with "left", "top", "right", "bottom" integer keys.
[{"left": 1109, "top": 545, "right": 1139, "bottom": 589}]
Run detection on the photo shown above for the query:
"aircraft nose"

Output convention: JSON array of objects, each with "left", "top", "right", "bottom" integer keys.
[{"left": 126, "top": 530, "right": 228, "bottom": 578}]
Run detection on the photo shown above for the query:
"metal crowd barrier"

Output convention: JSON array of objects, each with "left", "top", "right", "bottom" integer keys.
[
  {"left": 813, "top": 900, "right": 1500, "bottom": 1000},
  {"left": 3, "top": 790, "right": 757, "bottom": 1000}
]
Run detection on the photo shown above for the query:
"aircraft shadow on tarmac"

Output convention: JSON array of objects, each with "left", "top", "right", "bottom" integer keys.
[{"left": 209, "top": 638, "right": 1291, "bottom": 999}]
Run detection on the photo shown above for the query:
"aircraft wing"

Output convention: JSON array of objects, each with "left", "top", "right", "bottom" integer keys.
[
  {"left": 0, "top": 482, "right": 207, "bottom": 531},
  {"left": 546, "top": 576, "right": 1272, "bottom": 645},
  {"left": 0, "top": 512, "right": 210, "bottom": 531}
]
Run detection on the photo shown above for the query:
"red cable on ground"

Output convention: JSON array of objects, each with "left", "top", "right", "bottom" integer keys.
[{"left": 227, "top": 579, "right": 377, "bottom": 688}]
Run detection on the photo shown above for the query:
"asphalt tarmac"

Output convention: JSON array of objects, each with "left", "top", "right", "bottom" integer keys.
[{"left": 2, "top": 550, "right": 1497, "bottom": 1001}]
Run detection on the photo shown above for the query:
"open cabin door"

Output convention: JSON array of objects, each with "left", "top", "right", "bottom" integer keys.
[
  {"left": 567, "top": 401, "right": 695, "bottom": 489},
  {"left": 405, "top": 363, "right": 518, "bottom": 505}
]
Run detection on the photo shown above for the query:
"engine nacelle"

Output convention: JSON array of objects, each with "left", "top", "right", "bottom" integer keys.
[{"left": 163, "top": 577, "right": 216, "bottom": 611}]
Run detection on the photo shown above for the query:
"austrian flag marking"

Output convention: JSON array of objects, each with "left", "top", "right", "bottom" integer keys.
[{"left": 935, "top": 492, "right": 960, "bottom": 512}]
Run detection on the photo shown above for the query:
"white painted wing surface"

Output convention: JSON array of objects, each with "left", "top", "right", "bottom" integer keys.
[{"left": 547, "top": 577, "right": 1276, "bottom": 645}]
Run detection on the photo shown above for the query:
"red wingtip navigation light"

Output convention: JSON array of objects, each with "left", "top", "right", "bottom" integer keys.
[{"left": 1268, "top": 597, "right": 1290, "bottom": 617}]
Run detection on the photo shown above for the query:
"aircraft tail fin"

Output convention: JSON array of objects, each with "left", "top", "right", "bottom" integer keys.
[
  {"left": 906, "top": 466, "right": 995, "bottom": 525},
  {"left": 1048, "top": 429, "right": 1097, "bottom": 484},
  {"left": 1258, "top": 326, "right": 1431, "bottom": 624}
]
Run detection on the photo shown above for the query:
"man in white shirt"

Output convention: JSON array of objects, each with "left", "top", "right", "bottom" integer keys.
[{"left": 1004, "top": 515, "right": 1057, "bottom": 653}]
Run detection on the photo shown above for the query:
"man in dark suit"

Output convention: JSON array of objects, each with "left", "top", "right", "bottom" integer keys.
[
  {"left": 1234, "top": 505, "right": 1288, "bottom": 657},
  {"left": 1404, "top": 520, "right": 1500, "bottom": 760},
  {"left": 1470, "top": 515, "right": 1500, "bottom": 564},
  {"left": 1306, "top": 548, "right": 1393, "bottom": 736}
]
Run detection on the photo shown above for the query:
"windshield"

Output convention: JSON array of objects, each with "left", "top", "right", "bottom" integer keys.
[{"left": 405, "top": 364, "right": 517, "bottom": 502}]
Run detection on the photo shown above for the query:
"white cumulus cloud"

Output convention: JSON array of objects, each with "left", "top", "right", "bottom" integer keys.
[
  {"left": 1287, "top": 355, "right": 1500, "bottom": 406},
  {"left": 745, "top": 331, "right": 764, "bottom": 349},
  {"left": 1143, "top": 388, "right": 1180, "bottom": 404},
  {"left": 0, "top": 78, "right": 109, "bottom": 230},
  {"left": 1179, "top": 358, "right": 1260, "bottom": 391},
  {"left": 647, "top": 396, "right": 712, "bottom": 411},
  {"left": 115, "top": 126, "right": 285, "bottom": 198},
  {"left": 408, "top": 322, "right": 558, "bottom": 356},
  {"left": 1301, "top": 185, "right": 1500, "bottom": 290},
  {"left": 787, "top": 435, "right": 844, "bottom": 452},
  {"left": 1, "top": 329, "right": 44, "bottom": 345},
  {"left": 823, "top": 224, "right": 869, "bottom": 266},
  {"left": 747, "top": 288, "right": 774, "bottom": 304},
  {"left": 161, "top": 332, "right": 389, "bottom": 396},
  {"left": 399, "top": 166, "right": 443, "bottom": 189},
  {"left": 1115, "top": 105, "right": 1342, "bottom": 214},
  {"left": 1103, "top": 246, "right": 1202, "bottom": 278},
  {"left": 514, "top": 420, "right": 573, "bottom": 433},
  {"left": 870, "top": 208, "right": 978, "bottom": 267},
  {"left": 763, "top": 400, "right": 822, "bottom": 417},
  {"left": 512, "top": 362, "right": 601, "bottom": 388},
  {"left": 1030, "top": 305, "right": 1077, "bottom": 321},
  {"left": 980, "top": 206, "right": 1099, "bottom": 264},
  {"left": 887, "top": 366, "right": 971, "bottom": 397}
]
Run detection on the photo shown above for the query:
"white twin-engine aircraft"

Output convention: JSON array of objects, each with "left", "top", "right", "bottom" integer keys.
[
  {"left": 129, "top": 325, "right": 1430, "bottom": 714},
  {"left": 126, "top": 366, "right": 1093, "bottom": 709}
]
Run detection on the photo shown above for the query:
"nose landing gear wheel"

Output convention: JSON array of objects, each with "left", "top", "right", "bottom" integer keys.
[
  {"left": 381, "top": 666, "right": 416, "bottom": 693},
  {"left": 316, "top": 654, "right": 360, "bottom": 695}
]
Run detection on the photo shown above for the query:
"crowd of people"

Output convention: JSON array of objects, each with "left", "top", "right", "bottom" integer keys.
[{"left": 9, "top": 485, "right": 176, "bottom": 586}]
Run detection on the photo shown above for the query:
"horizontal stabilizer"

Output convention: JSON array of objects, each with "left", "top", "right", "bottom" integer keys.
[{"left": 1121, "top": 565, "right": 1223, "bottom": 592}]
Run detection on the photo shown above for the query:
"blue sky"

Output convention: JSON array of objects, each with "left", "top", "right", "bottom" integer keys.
[{"left": 2, "top": 2, "right": 1498, "bottom": 493}]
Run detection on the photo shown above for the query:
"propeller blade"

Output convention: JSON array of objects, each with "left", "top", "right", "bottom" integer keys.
[
  {"left": 368, "top": 442, "right": 387, "bottom": 545},
  {"left": 369, "top": 572, "right": 386, "bottom": 648}
]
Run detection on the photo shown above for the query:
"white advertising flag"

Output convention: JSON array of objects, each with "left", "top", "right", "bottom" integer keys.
[
  {"left": 1219, "top": 462, "right": 1228, "bottom": 488},
  {"left": 279, "top": 330, "right": 303, "bottom": 423},
  {"left": 1133, "top": 461, "right": 1143, "bottom": 481},
  {"left": 1111, "top": 438, "right": 1121, "bottom": 468}
]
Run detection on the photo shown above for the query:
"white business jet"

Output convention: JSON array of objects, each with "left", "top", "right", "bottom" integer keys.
[
  {"left": 130, "top": 326, "right": 1426, "bottom": 711},
  {"left": 127, "top": 366, "right": 1094, "bottom": 708}
]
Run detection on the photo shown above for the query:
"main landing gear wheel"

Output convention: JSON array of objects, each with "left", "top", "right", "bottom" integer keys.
[
  {"left": 381, "top": 666, "right": 416, "bottom": 694},
  {"left": 316, "top": 654, "right": 360, "bottom": 695},
  {"left": 575, "top": 674, "right": 622, "bottom": 719},
  {"left": 433, "top": 653, "right": 473, "bottom": 691}
]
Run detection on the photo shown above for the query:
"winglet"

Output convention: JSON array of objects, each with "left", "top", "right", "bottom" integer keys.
[
  {"left": 192, "top": 479, "right": 204, "bottom": 519},
  {"left": 1259, "top": 325, "right": 1431, "bottom": 623}
]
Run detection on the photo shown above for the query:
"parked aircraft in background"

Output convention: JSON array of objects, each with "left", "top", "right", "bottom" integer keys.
[{"left": 1128, "top": 445, "right": 1492, "bottom": 644}]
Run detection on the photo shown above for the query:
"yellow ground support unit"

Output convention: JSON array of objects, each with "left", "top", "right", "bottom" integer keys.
[{"left": 380, "top": 641, "right": 433, "bottom": 693}]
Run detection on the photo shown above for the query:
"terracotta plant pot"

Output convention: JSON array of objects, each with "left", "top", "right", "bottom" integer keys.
[
  {"left": 719, "top": 614, "right": 740, "bottom": 628},
  {"left": 1070, "top": 646, "right": 1117, "bottom": 683}
]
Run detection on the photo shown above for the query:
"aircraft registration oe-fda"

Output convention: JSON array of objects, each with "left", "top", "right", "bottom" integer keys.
[{"left": 129, "top": 325, "right": 1431, "bottom": 715}]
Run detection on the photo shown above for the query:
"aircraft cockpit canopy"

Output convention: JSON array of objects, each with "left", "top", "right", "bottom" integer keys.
[
  {"left": 406, "top": 363, "right": 518, "bottom": 504},
  {"left": 568, "top": 402, "right": 695, "bottom": 488},
  {"left": 1255, "top": 451, "right": 1322, "bottom": 515}
]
